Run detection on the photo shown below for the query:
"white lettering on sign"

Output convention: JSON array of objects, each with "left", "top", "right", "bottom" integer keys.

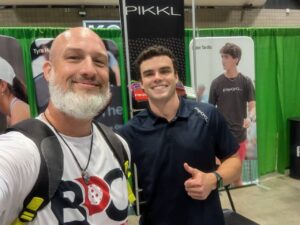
[{"left": 126, "top": 6, "right": 181, "bottom": 16}]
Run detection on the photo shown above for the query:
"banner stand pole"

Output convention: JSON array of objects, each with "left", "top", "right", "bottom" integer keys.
[
  {"left": 192, "top": 0, "right": 198, "bottom": 100},
  {"left": 120, "top": 0, "right": 134, "bottom": 119}
]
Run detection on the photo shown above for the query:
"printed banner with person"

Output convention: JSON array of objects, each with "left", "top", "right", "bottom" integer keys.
[
  {"left": 190, "top": 37, "right": 258, "bottom": 186},
  {"left": 119, "top": 0, "right": 185, "bottom": 111},
  {"left": 0, "top": 35, "right": 29, "bottom": 132}
]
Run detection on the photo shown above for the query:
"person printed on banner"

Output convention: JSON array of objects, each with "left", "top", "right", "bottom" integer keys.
[
  {"left": 117, "top": 45, "right": 241, "bottom": 225},
  {"left": 0, "top": 56, "right": 30, "bottom": 126},
  {"left": 103, "top": 40, "right": 121, "bottom": 86},
  {"left": 0, "top": 27, "right": 130, "bottom": 225},
  {"left": 31, "top": 39, "right": 53, "bottom": 113},
  {"left": 196, "top": 84, "right": 208, "bottom": 103},
  {"left": 209, "top": 42, "right": 256, "bottom": 186}
]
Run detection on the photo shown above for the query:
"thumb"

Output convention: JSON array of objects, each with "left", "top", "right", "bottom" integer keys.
[{"left": 184, "top": 163, "right": 198, "bottom": 177}]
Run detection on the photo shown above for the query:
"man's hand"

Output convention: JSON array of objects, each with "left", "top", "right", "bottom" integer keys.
[
  {"left": 183, "top": 163, "right": 217, "bottom": 200},
  {"left": 243, "top": 117, "right": 251, "bottom": 128}
]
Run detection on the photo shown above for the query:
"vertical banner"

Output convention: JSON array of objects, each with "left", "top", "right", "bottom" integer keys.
[
  {"left": 30, "top": 38, "right": 123, "bottom": 130},
  {"left": 119, "top": 0, "right": 185, "bottom": 111},
  {"left": 31, "top": 38, "right": 53, "bottom": 113},
  {"left": 0, "top": 35, "right": 26, "bottom": 132},
  {"left": 190, "top": 37, "right": 258, "bottom": 186}
]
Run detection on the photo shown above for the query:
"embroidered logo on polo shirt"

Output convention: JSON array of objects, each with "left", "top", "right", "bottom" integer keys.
[{"left": 193, "top": 107, "right": 209, "bottom": 123}]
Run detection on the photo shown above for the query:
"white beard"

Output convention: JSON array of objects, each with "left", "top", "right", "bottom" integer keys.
[{"left": 48, "top": 74, "right": 111, "bottom": 120}]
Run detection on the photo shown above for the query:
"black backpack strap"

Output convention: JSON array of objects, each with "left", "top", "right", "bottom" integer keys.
[
  {"left": 93, "top": 121, "right": 128, "bottom": 175},
  {"left": 6, "top": 119, "right": 63, "bottom": 224},
  {"left": 93, "top": 122, "right": 136, "bottom": 205}
]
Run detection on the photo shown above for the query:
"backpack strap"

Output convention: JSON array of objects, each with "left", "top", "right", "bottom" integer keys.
[
  {"left": 93, "top": 121, "right": 135, "bottom": 205},
  {"left": 6, "top": 119, "right": 63, "bottom": 225},
  {"left": 94, "top": 122, "right": 128, "bottom": 175}
]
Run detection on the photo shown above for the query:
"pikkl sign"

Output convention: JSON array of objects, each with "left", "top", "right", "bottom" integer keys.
[
  {"left": 126, "top": 5, "right": 182, "bottom": 16},
  {"left": 119, "top": 0, "right": 185, "bottom": 111}
]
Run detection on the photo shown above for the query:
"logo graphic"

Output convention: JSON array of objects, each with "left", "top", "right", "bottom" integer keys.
[
  {"left": 77, "top": 176, "right": 110, "bottom": 215},
  {"left": 51, "top": 169, "right": 128, "bottom": 224},
  {"left": 194, "top": 107, "right": 209, "bottom": 123}
]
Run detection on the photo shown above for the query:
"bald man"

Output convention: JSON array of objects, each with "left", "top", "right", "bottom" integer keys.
[{"left": 0, "top": 27, "right": 130, "bottom": 225}]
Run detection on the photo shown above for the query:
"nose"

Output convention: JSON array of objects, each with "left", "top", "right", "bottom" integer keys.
[
  {"left": 80, "top": 57, "right": 97, "bottom": 77},
  {"left": 153, "top": 71, "right": 162, "bottom": 81}
]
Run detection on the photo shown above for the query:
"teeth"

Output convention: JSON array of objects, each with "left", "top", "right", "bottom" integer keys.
[{"left": 153, "top": 85, "right": 166, "bottom": 90}]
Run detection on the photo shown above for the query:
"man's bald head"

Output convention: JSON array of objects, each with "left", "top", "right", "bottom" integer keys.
[
  {"left": 49, "top": 27, "right": 106, "bottom": 62},
  {"left": 43, "top": 27, "right": 111, "bottom": 120}
]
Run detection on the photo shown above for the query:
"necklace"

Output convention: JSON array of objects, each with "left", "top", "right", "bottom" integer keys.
[{"left": 43, "top": 113, "right": 94, "bottom": 184}]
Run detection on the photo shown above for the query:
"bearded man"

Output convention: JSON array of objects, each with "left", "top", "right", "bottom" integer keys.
[{"left": 0, "top": 27, "right": 130, "bottom": 225}]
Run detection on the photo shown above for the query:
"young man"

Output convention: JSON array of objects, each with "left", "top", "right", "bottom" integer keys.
[
  {"left": 117, "top": 45, "right": 241, "bottom": 225},
  {"left": 0, "top": 27, "right": 129, "bottom": 225},
  {"left": 209, "top": 42, "right": 256, "bottom": 186}
]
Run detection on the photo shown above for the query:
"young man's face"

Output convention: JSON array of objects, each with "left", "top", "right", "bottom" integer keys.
[
  {"left": 221, "top": 53, "right": 239, "bottom": 71},
  {"left": 140, "top": 55, "right": 178, "bottom": 103}
]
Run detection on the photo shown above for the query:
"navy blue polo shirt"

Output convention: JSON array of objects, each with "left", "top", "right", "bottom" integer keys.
[{"left": 117, "top": 98, "right": 239, "bottom": 225}]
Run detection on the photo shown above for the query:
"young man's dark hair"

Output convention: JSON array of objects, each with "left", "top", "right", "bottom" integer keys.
[
  {"left": 134, "top": 45, "right": 178, "bottom": 78},
  {"left": 220, "top": 43, "right": 242, "bottom": 65}
]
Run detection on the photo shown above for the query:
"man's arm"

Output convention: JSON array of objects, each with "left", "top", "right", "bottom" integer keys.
[
  {"left": 215, "top": 152, "right": 242, "bottom": 186},
  {"left": 243, "top": 100, "right": 256, "bottom": 128},
  {"left": 208, "top": 81, "right": 217, "bottom": 105},
  {"left": 184, "top": 106, "right": 241, "bottom": 200},
  {"left": 243, "top": 76, "right": 256, "bottom": 128},
  {"left": 0, "top": 132, "right": 40, "bottom": 221},
  {"left": 248, "top": 100, "right": 256, "bottom": 120}
]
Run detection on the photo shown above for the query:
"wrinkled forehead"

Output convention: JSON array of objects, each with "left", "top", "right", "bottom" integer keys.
[
  {"left": 64, "top": 29, "right": 105, "bottom": 48},
  {"left": 50, "top": 28, "right": 107, "bottom": 60}
]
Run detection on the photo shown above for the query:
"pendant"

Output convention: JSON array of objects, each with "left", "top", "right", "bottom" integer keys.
[{"left": 82, "top": 170, "right": 90, "bottom": 184}]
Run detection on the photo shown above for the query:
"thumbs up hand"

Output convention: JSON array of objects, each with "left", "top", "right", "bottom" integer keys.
[{"left": 183, "top": 163, "right": 217, "bottom": 200}]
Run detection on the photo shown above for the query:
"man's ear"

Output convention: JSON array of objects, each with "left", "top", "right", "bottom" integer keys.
[
  {"left": 43, "top": 61, "right": 52, "bottom": 82},
  {"left": 139, "top": 77, "right": 144, "bottom": 89},
  {"left": 235, "top": 58, "right": 240, "bottom": 66},
  {"left": 175, "top": 72, "right": 179, "bottom": 82}
]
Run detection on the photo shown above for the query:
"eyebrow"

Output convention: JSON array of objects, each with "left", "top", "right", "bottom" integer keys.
[
  {"left": 142, "top": 66, "right": 172, "bottom": 75},
  {"left": 142, "top": 69, "right": 154, "bottom": 74},
  {"left": 63, "top": 48, "right": 107, "bottom": 58},
  {"left": 159, "top": 66, "right": 172, "bottom": 70}
]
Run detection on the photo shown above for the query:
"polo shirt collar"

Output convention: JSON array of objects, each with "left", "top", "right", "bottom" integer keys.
[{"left": 145, "top": 97, "right": 191, "bottom": 126}]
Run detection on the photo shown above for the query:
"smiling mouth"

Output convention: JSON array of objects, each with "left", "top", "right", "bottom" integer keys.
[
  {"left": 152, "top": 85, "right": 167, "bottom": 90},
  {"left": 73, "top": 80, "right": 100, "bottom": 87}
]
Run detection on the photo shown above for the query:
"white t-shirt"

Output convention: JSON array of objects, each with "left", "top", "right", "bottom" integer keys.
[{"left": 0, "top": 121, "right": 130, "bottom": 225}]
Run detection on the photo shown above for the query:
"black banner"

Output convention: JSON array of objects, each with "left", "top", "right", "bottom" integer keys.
[{"left": 119, "top": 0, "right": 185, "bottom": 83}]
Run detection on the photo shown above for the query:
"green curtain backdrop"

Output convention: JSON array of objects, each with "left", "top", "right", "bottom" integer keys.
[{"left": 1, "top": 27, "right": 300, "bottom": 177}]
